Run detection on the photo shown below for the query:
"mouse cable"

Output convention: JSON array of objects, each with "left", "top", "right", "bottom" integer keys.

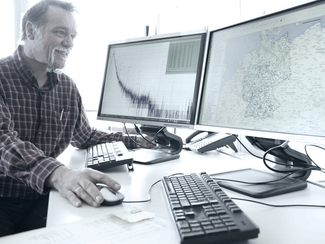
[
  {"left": 231, "top": 197, "right": 325, "bottom": 209},
  {"left": 122, "top": 173, "right": 184, "bottom": 204},
  {"left": 122, "top": 179, "right": 160, "bottom": 204}
]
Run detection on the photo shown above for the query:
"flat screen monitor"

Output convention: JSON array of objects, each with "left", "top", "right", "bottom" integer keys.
[
  {"left": 97, "top": 30, "right": 207, "bottom": 164},
  {"left": 196, "top": 0, "right": 325, "bottom": 146}
]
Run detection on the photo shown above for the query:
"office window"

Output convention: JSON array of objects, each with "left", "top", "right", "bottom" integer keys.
[{"left": 0, "top": 2, "right": 15, "bottom": 57}]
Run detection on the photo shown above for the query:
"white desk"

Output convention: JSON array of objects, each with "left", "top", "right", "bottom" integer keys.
[
  {"left": 46, "top": 146, "right": 325, "bottom": 244},
  {"left": 2, "top": 146, "right": 325, "bottom": 244}
]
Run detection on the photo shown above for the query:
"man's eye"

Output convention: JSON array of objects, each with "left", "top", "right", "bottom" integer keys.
[{"left": 56, "top": 31, "right": 65, "bottom": 36}]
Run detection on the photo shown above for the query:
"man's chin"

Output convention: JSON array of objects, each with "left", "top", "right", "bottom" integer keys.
[{"left": 47, "top": 62, "right": 66, "bottom": 72}]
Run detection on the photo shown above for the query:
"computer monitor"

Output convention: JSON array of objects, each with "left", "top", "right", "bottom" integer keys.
[
  {"left": 195, "top": 1, "right": 325, "bottom": 178},
  {"left": 97, "top": 29, "right": 207, "bottom": 164}
]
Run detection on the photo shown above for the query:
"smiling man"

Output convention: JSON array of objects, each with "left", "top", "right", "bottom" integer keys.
[{"left": 0, "top": 0, "right": 141, "bottom": 237}]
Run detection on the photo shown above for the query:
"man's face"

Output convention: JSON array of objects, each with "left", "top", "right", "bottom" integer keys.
[{"left": 31, "top": 6, "right": 78, "bottom": 71}]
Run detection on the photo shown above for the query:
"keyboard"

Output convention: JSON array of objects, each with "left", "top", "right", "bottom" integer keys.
[
  {"left": 86, "top": 141, "right": 134, "bottom": 171},
  {"left": 162, "top": 172, "right": 259, "bottom": 244}
]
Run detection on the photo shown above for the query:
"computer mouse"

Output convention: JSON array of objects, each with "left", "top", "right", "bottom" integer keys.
[{"left": 97, "top": 184, "right": 125, "bottom": 206}]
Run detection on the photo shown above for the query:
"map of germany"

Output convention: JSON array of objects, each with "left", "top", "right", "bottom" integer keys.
[
  {"left": 241, "top": 30, "right": 291, "bottom": 120},
  {"left": 208, "top": 19, "right": 325, "bottom": 136}
]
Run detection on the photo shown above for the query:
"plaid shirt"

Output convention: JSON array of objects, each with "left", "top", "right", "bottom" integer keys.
[{"left": 0, "top": 46, "right": 136, "bottom": 199}]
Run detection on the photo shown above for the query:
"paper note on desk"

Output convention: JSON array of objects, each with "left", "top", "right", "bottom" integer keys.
[
  {"left": 1, "top": 213, "right": 175, "bottom": 244},
  {"left": 113, "top": 207, "right": 155, "bottom": 223}
]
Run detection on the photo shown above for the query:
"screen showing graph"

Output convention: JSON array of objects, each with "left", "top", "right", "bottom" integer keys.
[
  {"left": 196, "top": 1, "right": 325, "bottom": 144},
  {"left": 97, "top": 31, "right": 206, "bottom": 129}
]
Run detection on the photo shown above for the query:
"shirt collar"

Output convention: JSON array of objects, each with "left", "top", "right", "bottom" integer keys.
[{"left": 13, "top": 45, "right": 59, "bottom": 90}]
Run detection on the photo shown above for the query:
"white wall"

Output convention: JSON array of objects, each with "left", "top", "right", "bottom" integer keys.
[
  {"left": 0, "top": 0, "right": 314, "bottom": 111},
  {"left": 65, "top": 0, "right": 313, "bottom": 110}
]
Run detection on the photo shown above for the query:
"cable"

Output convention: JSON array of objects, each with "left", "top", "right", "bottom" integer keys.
[
  {"left": 211, "top": 172, "right": 296, "bottom": 185},
  {"left": 133, "top": 124, "right": 157, "bottom": 147},
  {"left": 154, "top": 126, "right": 166, "bottom": 137},
  {"left": 122, "top": 179, "right": 161, "bottom": 203},
  {"left": 262, "top": 142, "right": 321, "bottom": 175},
  {"left": 123, "top": 123, "right": 138, "bottom": 145},
  {"left": 122, "top": 123, "right": 155, "bottom": 149},
  {"left": 234, "top": 135, "right": 323, "bottom": 176},
  {"left": 231, "top": 197, "right": 325, "bottom": 209},
  {"left": 304, "top": 144, "right": 325, "bottom": 173},
  {"left": 122, "top": 173, "right": 184, "bottom": 204},
  {"left": 234, "top": 135, "right": 278, "bottom": 164}
]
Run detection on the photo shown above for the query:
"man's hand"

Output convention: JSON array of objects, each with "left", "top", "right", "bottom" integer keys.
[{"left": 46, "top": 166, "right": 121, "bottom": 207}]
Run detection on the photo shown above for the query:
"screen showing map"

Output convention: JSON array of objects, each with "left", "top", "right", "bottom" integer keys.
[{"left": 197, "top": 1, "right": 325, "bottom": 143}]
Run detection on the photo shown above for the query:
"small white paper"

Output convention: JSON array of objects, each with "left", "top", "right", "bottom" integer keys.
[{"left": 112, "top": 207, "right": 155, "bottom": 223}]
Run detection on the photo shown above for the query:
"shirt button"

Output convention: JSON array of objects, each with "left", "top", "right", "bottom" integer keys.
[{"left": 38, "top": 131, "right": 42, "bottom": 135}]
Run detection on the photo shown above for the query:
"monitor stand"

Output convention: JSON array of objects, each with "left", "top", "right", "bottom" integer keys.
[
  {"left": 245, "top": 136, "right": 312, "bottom": 180},
  {"left": 213, "top": 136, "right": 313, "bottom": 198},
  {"left": 131, "top": 125, "right": 183, "bottom": 164}
]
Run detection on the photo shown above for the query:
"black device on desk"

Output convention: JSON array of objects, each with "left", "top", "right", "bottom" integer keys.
[
  {"left": 162, "top": 172, "right": 259, "bottom": 244},
  {"left": 214, "top": 168, "right": 308, "bottom": 198},
  {"left": 85, "top": 141, "right": 134, "bottom": 171}
]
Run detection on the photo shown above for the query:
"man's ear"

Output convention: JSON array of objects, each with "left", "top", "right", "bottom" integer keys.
[{"left": 25, "top": 21, "right": 36, "bottom": 40}]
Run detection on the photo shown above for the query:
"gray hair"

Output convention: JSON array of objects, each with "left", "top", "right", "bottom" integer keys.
[{"left": 21, "top": 0, "right": 78, "bottom": 41}]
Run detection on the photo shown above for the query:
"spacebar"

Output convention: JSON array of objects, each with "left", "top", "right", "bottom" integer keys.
[{"left": 191, "top": 200, "right": 209, "bottom": 206}]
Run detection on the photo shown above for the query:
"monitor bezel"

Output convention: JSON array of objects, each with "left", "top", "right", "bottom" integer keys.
[
  {"left": 194, "top": 0, "right": 325, "bottom": 145},
  {"left": 97, "top": 29, "right": 208, "bottom": 129}
]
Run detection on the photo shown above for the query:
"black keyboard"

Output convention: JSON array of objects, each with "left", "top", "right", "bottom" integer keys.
[
  {"left": 162, "top": 172, "right": 259, "bottom": 244},
  {"left": 86, "top": 141, "right": 134, "bottom": 171}
]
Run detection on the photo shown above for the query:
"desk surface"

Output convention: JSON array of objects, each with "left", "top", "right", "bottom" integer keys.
[
  {"left": 2, "top": 146, "right": 325, "bottom": 244},
  {"left": 46, "top": 146, "right": 325, "bottom": 244}
]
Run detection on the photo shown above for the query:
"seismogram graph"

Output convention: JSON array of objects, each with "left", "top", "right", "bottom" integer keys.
[{"left": 100, "top": 38, "right": 200, "bottom": 122}]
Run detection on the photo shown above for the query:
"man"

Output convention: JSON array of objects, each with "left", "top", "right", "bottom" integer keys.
[{"left": 0, "top": 0, "right": 149, "bottom": 236}]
